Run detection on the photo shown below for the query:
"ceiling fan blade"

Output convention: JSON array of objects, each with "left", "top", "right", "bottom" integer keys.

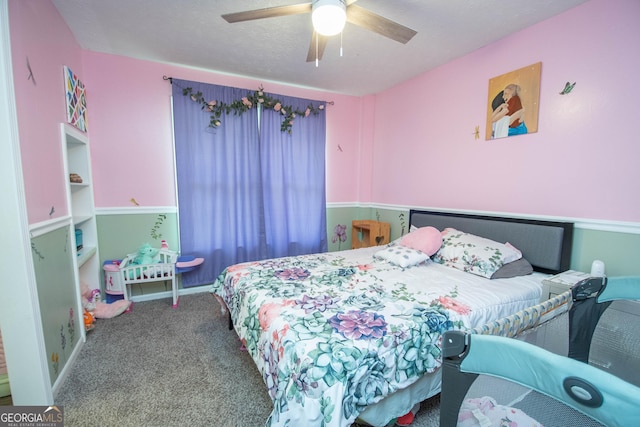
[
  {"left": 306, "top": 31, "right": 328, "bottom": 63},
  {"left": 222, "top": 3, "right": 311, "bottom": 23},
  {"left": 346, "top": 4, "right": 417, "bottom": 44}
]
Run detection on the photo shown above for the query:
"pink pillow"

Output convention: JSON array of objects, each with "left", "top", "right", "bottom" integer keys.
[{"left": 400, "top": 226, "right": 443, "bottom": 256}]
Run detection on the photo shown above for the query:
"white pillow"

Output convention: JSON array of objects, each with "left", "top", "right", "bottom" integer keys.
[
  {"left": 374, "top": 246, "right": 429, "bottom": 268},
  {"left": 432, "top": 228, "right": 522, "bottom": 278}
]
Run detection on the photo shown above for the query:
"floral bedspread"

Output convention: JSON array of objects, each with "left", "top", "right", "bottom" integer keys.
[{"left": 211, "top": 247, "right": 534, "bottom": 427}]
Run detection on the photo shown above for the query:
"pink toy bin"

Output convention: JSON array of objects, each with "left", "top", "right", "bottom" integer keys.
[{"left": 103, "top": 260, "right": 125, "bottom": 301}]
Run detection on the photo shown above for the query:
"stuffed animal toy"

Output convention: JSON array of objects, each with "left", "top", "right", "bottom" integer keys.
[
  {"left": 80, "top": 283, "right": 131, "bottom": 319},
  {"left": 83, "top": 309, "right": 95, "bottom": 331},
  {"left": 133, "top": 243, "right": 160, "bottom": 265},
  {"left": 83, "top": 289, "right": 98, "bottom": 312},
  {"left": 125, "top": 243, "right": 162, "bottom": 280}
]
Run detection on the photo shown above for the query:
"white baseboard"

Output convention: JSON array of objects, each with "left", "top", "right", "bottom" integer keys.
[
  {"left": 52, "top": 337, "right": 84, "bottom": 398},
  {"left": 129, "top": 285, "right": 211, "bottom": 303}
]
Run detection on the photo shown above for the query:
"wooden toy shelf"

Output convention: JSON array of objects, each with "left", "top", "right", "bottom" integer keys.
[{"left": 351, "top": 220, "right": 390, "bottom": 249}]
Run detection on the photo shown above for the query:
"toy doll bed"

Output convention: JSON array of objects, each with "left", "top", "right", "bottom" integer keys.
[
  {"left": 211, "top": 209, "right": 574, "bottom": 427},
  {"left": 117, "top": 248, "right": 179, "bottom": 307},
  {"left": 440, "top": 276, "right": 640, "bottom": 427}
]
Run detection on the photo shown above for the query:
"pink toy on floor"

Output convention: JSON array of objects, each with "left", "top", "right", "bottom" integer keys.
[{"left": 81, "top": 283, "right": 131, "bottom": 319}]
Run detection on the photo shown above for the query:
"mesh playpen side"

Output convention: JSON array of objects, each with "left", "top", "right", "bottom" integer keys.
[{"left": 440, "top": 276, "right": 640, "bottom": 427}]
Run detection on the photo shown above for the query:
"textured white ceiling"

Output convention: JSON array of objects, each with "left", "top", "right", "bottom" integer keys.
[{"left": 52, "top": 0, "right": 589, "bottom": 96}]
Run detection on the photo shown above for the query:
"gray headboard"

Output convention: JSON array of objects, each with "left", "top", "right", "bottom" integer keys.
[{"left": 409, "top": 210, "right": 573, "bottom": 274}]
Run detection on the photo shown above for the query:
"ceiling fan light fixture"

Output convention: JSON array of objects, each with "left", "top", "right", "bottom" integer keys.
[{"left": 312, "top": 0, "right": 347, "bottom": 36}]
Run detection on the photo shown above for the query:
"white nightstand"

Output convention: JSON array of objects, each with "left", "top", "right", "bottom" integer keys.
[{"left": 541, "top": 270, "right": 591, "bottom": 300}]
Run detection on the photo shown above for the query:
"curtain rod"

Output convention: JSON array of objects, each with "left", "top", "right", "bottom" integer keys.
[{"left": 163, "top": 75, "right": 334, "bottom": 105}]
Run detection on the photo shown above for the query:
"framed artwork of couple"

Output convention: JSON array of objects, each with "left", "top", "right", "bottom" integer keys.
[{"left": 486, "top": 62, "right": 541, "bottom": 140}]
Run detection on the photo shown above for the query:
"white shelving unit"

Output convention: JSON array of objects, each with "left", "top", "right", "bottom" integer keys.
[{"left": 60, "top": 123, "right": 100, "bottom": 291}]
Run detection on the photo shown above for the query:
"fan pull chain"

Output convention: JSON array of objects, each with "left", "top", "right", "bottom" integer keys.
[
  {"left": 316, "top": 34, "right": 319, "bottom": 67},
  {"left": 340, "top": 31, "right": 343, "bottom": 57}
]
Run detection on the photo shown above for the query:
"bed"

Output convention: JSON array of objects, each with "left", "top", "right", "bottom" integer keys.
[
  {"left": 440, "top": 276, "right": 640, "bottom": 427},
  {"left": 210, "top": 210, "right": 573, "bottom": 426}
]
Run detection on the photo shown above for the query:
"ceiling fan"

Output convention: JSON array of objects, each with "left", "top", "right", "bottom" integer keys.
[{"left": 222, "top": 0, "right": 417, "bottom": 63}]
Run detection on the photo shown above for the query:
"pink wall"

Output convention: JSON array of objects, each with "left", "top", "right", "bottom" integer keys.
[
  {"left": 10, "top": 0, "right": 640, "bottom": 225},
  {"left": 370, "top": 0, "right": 640, "bottom": 222},
  {"left": 9, "top": 0, "right": 83, "bottom": 224},
  {"left": 82, "top": 53, "right": 367, "bottom": 207},
  {"left": 9, "top": 0, "right": 366, "bottom": 219}
]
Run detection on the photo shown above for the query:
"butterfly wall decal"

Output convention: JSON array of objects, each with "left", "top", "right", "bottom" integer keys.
[
  {"left": 560, "top": 81, "right": 576, "bottom": 95},
  {"left": 27, "top": 57, "right": 37, "bottom": 86}
]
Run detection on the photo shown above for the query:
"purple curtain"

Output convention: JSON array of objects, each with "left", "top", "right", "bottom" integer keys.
[
  {"left": 172, "top": 79, "right": 264, "bottom": 287},
  {"left": 172, "top": 79, "right": 327, "bottom": 287},
  {"left": 261, "top": 92, "right": 327, "bottom": 257}
]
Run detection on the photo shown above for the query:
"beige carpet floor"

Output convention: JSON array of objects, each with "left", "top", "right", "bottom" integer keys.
[{"left": 55, "top": 293, "right": 440, "bottom": 427}]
